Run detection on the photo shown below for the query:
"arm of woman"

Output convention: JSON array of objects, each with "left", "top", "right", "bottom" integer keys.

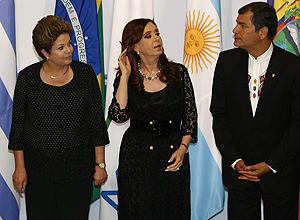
[
  {"left": 9, "top": 70, "right": 29, "bottom": 194},
  {"left": 115, "top": 49, "right": 131, "bottom": 109},
  {"left": 94, "top": 146, "right": 107, "bottom": 186},
  {"left": 13, "top": 150, "right": 27, "bottom": 194},
  {"left": 166, "top": 64, "right": 198, "bottom": 172},
  {"left": 108, "top": 49, "right": 132, "bottom": 122},
  {"left": 181, "top": 65, "right": 197, "bottom": 142},
  {"left": 166, "top": 135, "right": 192, "bottom": 172}
]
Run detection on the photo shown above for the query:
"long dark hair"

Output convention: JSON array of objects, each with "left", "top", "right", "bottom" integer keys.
[{"left": 118, "top": 18, "right": 179, "bottom": 91}]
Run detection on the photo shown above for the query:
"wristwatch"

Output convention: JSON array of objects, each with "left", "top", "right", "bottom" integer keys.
[{"left": 95, "top": 162, "right": 106, "bottom": 168}]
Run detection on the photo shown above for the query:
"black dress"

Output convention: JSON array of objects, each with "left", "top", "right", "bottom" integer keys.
[{"left": 108, "top": 63, "right": 197, "bottom": 220}]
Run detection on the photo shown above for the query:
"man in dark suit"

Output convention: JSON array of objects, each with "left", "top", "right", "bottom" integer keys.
[{"left": 210, "top": 2, "right": 300, "bottom": 220}]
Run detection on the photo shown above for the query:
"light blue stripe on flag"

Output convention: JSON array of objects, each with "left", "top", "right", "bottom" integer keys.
[
  {"left": 0, "top": 174, "right": 19, "bottom": 220},
  {"left": 210, "top": 0, "right": 221, "bottom": 18},
  {"left": 0, "top": 78, "right": 13, "bottom": 139},
  {"left": 0, "top": 0, "right": 16, "bottom": 51},
  {"left": 190, "top": 127, "right": 224, "bottom": 220}
]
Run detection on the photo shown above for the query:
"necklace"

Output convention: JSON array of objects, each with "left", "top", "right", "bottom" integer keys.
[
  {"left": 138, "top": 61, "right": 161, "bottom": 80},
  {"left": 42, "top": 65, "right": 69, "bottom": 79}
]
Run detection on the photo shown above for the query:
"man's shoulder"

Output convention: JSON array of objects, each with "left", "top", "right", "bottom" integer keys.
[
  {"left": 217, "top": 47, "right": 247, "bottom": 64},
  {"left": 273, "top": 45, "right": 300, "bottom": 61},
  {"left": 271, "top": 45, "right": 300, "bottom": 73},
  {"left": 220, "top": 47, "right": 246, "bottom": 56}
]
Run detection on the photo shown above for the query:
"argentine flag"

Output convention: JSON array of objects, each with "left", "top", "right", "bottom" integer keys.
[
  {"left": 0, "top": 0, "right": 19, "bottom": 219},
  {"left": 184, "top": 0, "right": 225, "bottom": 219}
]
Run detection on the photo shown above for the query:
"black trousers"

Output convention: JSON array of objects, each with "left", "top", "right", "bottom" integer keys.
[
  {"left": 25, "top": 177, "right": 93, "bottom": 220},
  {"left": 228, "top": 182, "right": 299, "bottom": 220}
]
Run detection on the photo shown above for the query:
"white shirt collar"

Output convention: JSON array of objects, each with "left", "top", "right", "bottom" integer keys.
[{"left": 249, "top": 43, "right": 273, "bottom": 64}]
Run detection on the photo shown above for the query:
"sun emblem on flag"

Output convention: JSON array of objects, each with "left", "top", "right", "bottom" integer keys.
[{"left": 184, "top": 10, "right": 220, "bottom": 73}]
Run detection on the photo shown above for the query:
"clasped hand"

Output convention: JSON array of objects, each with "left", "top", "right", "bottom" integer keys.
[{"left": 235, "top": 160, "right": 271, "bottom": 182}]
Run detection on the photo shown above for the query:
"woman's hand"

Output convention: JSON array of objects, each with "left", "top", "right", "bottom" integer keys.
[
  {"left": 13, "top": 167, "right": 27, "bottom": 195},
  {"left": 93, "top": 166, "right": 108, "bottom": 186},
  {"left": 165, "top": 145, "right": 186, "bottom": 172},
  {"left": 118, "top": 48, "right": 131, "bottom": 79}
]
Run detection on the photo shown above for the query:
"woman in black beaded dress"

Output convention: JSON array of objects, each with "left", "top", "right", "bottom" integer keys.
[
  {"left": 9, "top": 16, "right": 109, "bottom": 220},
  {"left": 108, "top": 18, "right": 197, "bottom": 220}
]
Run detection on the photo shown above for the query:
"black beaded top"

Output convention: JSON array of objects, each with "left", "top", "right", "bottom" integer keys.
[{"left": 9, "top": 60, "right": 109, "bottom": 183}]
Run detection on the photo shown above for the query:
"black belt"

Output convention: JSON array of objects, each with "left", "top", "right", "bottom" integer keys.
[{"left": 130, "top": 119, "right": 181, "bottom": 137}]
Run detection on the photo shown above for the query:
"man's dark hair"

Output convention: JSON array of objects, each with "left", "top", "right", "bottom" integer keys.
[{"left": 239, "top": 2, "right": 278, "bottom": 40}]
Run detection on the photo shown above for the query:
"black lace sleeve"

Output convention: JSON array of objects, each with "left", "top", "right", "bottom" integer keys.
[
  {"left": 179, "top": 64, "right": 198, "bottom": 143},
  {"left": 108, "top": 75, "right": 130, "bottom": 123}
]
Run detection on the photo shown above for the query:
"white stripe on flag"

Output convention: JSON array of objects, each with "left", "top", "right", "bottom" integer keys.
[{"left": 0, "top": 23, "right": 16, "bottom": 99}]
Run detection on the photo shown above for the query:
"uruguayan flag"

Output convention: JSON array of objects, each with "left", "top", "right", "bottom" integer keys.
[
  {"left": 184, "top": 0, "right": 225, "bottom": 219},
  {"left": 0, "top": 0, "right": 19, "bottom": 219}
]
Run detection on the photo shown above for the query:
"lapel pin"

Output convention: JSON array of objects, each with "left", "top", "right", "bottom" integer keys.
[{"left": 272, "top": 73, "right": 275, "bottom": 78}]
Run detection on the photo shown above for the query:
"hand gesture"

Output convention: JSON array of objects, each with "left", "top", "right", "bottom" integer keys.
[
  {"left": 118, "top": 49, "right": 131, "bottom": 79},
  {"left": 165, "top": 146, "right": 186, "bottom": 172}
]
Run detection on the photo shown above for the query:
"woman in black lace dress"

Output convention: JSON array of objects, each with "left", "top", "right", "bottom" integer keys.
[{"left": 108, "top": 18, "right": 197, "bottom": 220}]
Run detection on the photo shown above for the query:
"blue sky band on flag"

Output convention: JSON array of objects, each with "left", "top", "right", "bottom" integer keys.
[
  {"left": 58, "top": 0, "right": 87, "bottom": 63},
  {"left": 268, "top": 0, "right": 300, "bottom": 56},
  {"left": 0, "top": 0, "right": 19, "bottom": 219},
  {"left": 55, "top": 0, "right": 102, "bottom": 79}
]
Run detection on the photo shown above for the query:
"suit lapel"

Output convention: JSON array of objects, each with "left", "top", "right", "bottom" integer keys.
[
  {"left": 255, "top": 45, "right": 281, "bottom": 116},
  {"left": 237, "top": 49, "right": 254, "bottom": 117}
]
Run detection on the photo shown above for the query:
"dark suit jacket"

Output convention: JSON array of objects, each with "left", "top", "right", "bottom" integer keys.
[{"left": 210, "top": 45, "right": 300, "bottom": 193}]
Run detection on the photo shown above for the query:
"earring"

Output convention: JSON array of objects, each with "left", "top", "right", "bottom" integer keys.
[{"left": 137, "top": 51, "right": 140, "bottom": 55}]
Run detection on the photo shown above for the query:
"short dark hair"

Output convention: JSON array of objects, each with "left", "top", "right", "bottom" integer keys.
[
  {"left": 239, "top": 2, "right": 278, "bottom": 40},
  {"left": 32, "top": 15, "right": 72, "bottom": 59}
]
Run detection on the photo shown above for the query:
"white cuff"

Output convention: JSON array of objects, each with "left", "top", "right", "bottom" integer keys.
[
  {"left": 231, "top": 158, "right": 242, "bottom": 170},
  {"left": 267, "top": 164, "right": 277, "bottom": 173}
]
